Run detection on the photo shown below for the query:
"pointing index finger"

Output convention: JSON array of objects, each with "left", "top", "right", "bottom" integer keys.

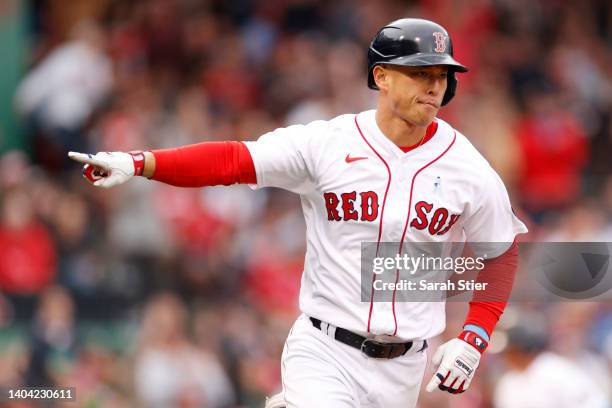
[
  {"left": 68, "top": 151, "right": 91, "bottom": 163},
  {"left": 68, "top": 152, "right": 104, "bottom": 167}
]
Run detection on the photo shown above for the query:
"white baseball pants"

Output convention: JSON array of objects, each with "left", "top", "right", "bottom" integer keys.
[{"left": 278, "top": 314, "right": 428, "bottom": 408}]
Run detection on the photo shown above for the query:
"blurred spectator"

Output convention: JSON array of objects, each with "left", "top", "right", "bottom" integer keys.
[
  {"left": 133, "top": 292, "right": 235, "bottom": 408},
  {"left": 494, "top": 320, "right": 608, "bottom": 408},
  {"left": 14, "top": 20, "right": 113, "bottom": 167},
  {"left": 0, "top": 187, "right": 56, "bottom": 295},
  {"left": 454, "top": 71, "right": 522, "bottom": 187},
  {"left": 544, "top": 200, "right": 611, "bottom": 242},
  {"left": 25, "top": 286, "right": 77, "bottom": 387},
  {"left": 0, "top": 150, "right": 30, "bottom": 189},
  {"left": 61, "top": 342, "right": 132, "bottom": 407},
  {"left": 515, "top": 84, "right": 588, "bottom": 220}
]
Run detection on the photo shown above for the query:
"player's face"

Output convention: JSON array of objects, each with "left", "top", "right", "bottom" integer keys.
[{"left": 378, "top": 65, "right": 448, "bottom": 126}]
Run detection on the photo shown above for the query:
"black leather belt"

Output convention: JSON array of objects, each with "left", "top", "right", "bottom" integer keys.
[{"left": 309, "top": 317, "right": 427, "bottom": 359}]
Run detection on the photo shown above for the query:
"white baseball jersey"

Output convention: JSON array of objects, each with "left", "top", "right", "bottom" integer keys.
[{"left": 245, "top": 109, "right": 527, "bottom": 340}]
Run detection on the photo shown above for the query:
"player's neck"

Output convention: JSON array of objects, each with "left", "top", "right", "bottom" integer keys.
[{"left": 375, "top": 108, "right": 428, "bottom": 147}]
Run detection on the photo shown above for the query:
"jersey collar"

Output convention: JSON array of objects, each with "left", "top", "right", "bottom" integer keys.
[{"left": 357, "top": 110, "right": 447, "bottom": 160}]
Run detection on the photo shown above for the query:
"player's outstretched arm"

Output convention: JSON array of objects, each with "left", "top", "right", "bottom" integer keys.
[{"left": 69, "top": 141, "right": 256, "bottom": 189}]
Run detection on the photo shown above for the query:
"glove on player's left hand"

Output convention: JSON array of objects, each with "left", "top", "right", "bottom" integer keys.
[{"left": 426, "top": 330, "right": 488, "bottom": 394}]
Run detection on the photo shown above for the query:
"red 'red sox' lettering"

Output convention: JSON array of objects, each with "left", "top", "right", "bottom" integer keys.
[
  {"left": 359, "top": 191, "right": 378, "bottom": 221},
  {"left": 410, "top": 201, "right": 434, "bottom": 229},
  {"left": 324, "top": 192, "right": 342, "bottom": 221},
  {"left": 341, "top": 192, "right": 359, "bottom": 221},
  {"left": 324, "top": 191, "right": 379, "bottom": 222},
  {"left": 410, "top": 200, "right": 460, "bottom": 235}
]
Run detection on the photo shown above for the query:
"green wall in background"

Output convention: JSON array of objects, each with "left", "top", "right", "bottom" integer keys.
[{"left": 0, "top": 0, "right": 29, "bottom": 154}]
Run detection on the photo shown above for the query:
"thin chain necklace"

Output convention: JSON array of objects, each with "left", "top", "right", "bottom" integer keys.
[
  {"left": 415, "top": 131, "right": 427, "bottom": 148},
  {"left": 406, "top": 130, "right": 427, "bottom": 150}
]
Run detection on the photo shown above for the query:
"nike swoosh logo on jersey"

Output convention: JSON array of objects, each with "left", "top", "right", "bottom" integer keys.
[{"left": 345, "top": 154, "right": 368, "bottom": 163}]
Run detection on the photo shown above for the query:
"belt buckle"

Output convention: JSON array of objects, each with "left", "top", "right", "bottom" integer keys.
[
  {"left": 361, "top": 338, "right": 415, "bottom": 359},
  {"left": 361, "top": 338, "right": 386, "bottom": 358}
]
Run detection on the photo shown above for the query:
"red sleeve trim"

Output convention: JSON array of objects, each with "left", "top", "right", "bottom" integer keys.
[
  {"left": 463, "top": 241, "right": 519, "bottom": 336},
  {"left": 151, "top": 141, "right": 256, "bottom": 187}
]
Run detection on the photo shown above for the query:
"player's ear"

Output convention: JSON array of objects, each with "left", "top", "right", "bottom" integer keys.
[{"left": 373, "top": 65, "right": 390, "bottom": 91}]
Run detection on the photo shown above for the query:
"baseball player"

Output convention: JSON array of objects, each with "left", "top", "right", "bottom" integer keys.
[{"left": 69, "top": 18, "right": 527, "bottom": 408}]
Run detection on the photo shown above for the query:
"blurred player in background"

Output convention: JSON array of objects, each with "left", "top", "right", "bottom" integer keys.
[{"left": 494, "top": 321, "right": 608, "bottom": 408}]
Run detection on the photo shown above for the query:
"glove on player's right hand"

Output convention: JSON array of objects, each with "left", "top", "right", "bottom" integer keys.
[
  {"left": 426, "top": 330, "right": 488, "bottom": 394},
  {"left": 68, "top": 151, "right": 145, "bottom": 188}
]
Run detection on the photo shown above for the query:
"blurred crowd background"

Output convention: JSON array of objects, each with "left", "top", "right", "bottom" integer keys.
[{"left": 0, "top": 0, "right": 610, "bottom": 407}]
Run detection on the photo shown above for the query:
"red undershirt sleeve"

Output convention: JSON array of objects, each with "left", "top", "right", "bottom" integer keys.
[
  {"left": 150, "top": 141, "right": 257, "bottom": 187},
  {"left": 463, "top": 241, "right": 519, "bottom": 337}
]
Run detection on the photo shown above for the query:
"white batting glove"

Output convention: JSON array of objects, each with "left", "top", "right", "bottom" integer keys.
[
  {"left": 426, "top": 330, "right": 488, "bottom": 394},
  {"left": 68, "top": 151, "right": 146, "bottom": 188}
]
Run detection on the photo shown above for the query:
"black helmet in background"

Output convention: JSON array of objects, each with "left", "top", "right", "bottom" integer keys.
[{"left": 367, "top": 18, "right": 468, "bottom": 106}]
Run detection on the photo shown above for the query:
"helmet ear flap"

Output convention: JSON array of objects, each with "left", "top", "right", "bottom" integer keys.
[
  {"left": 368, "top": 64, "right": 379, "bottom": 90},
  {"left": 367, "top": 46, "right": 381, "bottom": 90},
  {"left": 441, "top": 71, "right": 457, "bottom": 106}
]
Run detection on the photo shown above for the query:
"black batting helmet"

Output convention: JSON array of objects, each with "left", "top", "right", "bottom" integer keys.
[{"left": 367, "top": 18, "right": 468, "bottom": 106}]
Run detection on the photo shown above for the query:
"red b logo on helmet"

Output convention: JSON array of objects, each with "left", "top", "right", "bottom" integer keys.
[{"left": 433, "top": 32, "right": 446, "bottom": 52}]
